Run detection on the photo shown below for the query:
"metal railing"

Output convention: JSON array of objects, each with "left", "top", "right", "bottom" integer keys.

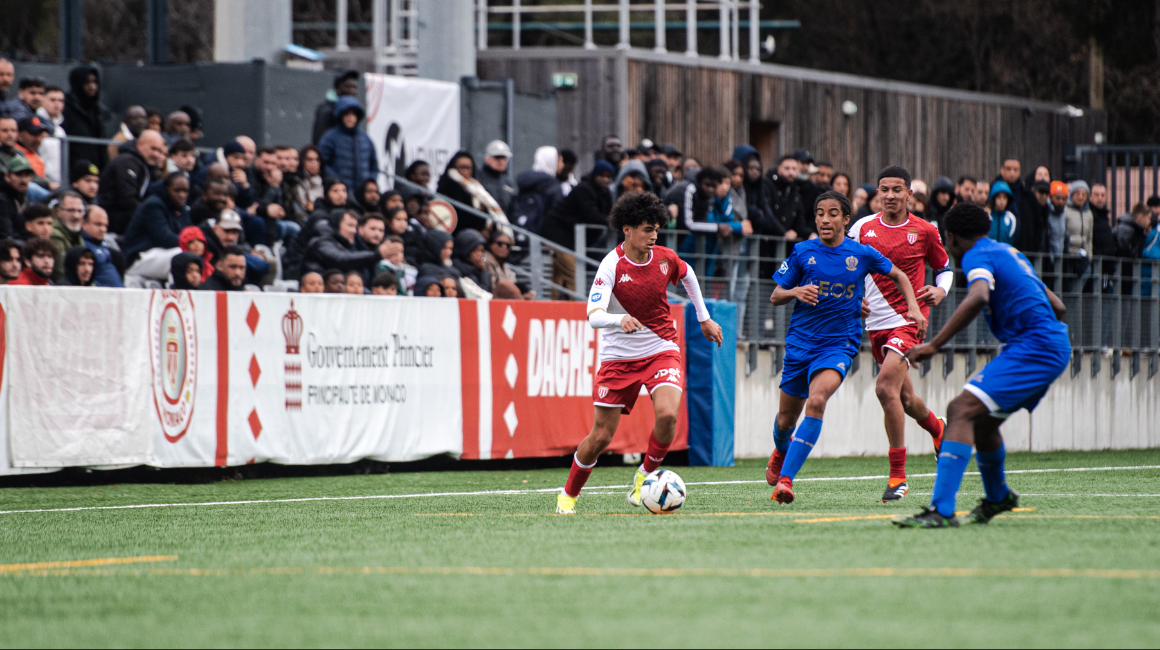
[
  {"left": 571, "top": 225, "right": 1160, "bottom": 379},
  {"left": 478, "top": 0, "right": 765, "bottom": 62},
  {"left": 57, "top": 134, "right": 216, "bottom": 185},
  {"left": 1076, "top": 145, "right": 1160, "bottom": 218}
]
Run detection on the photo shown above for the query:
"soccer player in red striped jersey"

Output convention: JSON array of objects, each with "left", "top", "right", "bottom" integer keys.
[
  {"left": 556, "top": 192, "right": 723, "bottom": 515},
  {"left": 848, "top": 166, "right": 954, "bottom": 502}
]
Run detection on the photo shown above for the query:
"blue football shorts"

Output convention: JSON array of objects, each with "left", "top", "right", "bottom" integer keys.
[
  {"left": 964, "top": 334, "right": 1070, "bottom": 419},
  {"left": 780, "top": 341, "right": 857, "bottom": 399}
]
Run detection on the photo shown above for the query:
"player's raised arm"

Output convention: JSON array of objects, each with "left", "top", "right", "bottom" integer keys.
[
  {"left": 885, "top": 264, "right": 927, "bottom": 339},
  {"left": 680, "top": 266, "right": 723, "bottom": 347}
]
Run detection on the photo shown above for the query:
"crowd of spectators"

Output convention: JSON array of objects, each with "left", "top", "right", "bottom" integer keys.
[{"left": 0, "top": 60, "right": 1156, "bottom": 300}]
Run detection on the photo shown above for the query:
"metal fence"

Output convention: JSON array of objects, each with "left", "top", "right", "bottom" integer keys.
[{"left": 1076, "top": 145, "right": 1160, "bottom": 217}]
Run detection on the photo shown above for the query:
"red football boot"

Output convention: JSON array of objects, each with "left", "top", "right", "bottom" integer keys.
[
  {"left": 772, "top": 476, "right": 795, "bottom": 504},
  {"left": 765, "top": 449, "right": 785, "bottom": 486}
]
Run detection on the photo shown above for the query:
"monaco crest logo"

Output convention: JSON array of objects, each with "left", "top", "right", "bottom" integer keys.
[
  {"left": 597, "top": 386, "right": 609, "bottom": 399},
  {"left": 659, "top": 260, "right": 669, "bottom": 276},
  {"left": 907, "top": 229, "right": 918, "bottom": 245},
  {"left": 283, "top": 301, "right": 303, "bottom": 411},
  {"left": 149, "top": 291, "right": 197, "bottom": 443}
]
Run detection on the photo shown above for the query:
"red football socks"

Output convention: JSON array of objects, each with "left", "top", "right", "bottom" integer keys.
[
  {"left": 641, "top": 433, "right": 671, "bottom": 473},
  {"left": 564, "top": 455, "right": 596, "bottom": 498},
  {"left": 888, "top": 447, "right": 907, "bottom": 481},
  {"left": 918, "top": 411, "right": 943, "bottom": 437}
]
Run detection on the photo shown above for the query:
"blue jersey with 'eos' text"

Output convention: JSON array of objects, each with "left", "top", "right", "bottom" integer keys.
[
  {"left": 775, "top": 238, "right": 894, "bottom": 349},
  {"left": 961, "top": 238, "right": 1069, "bottom": 345}
]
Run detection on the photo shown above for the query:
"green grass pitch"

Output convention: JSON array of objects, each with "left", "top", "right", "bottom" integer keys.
[{"left": 1, "top": 449, "right": 1159, "bottom": 648}]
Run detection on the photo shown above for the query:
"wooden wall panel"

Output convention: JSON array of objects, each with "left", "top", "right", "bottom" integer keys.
[{"left": 478, "top": 50, "right": 1106, "bottom": 186}]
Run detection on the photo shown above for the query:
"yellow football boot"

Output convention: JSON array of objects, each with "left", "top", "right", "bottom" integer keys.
[
  {"left": 556, "top": 491, "right": 578, "bottom": 515},
  {"left": 626, "top": 468, "right": 647, "bottom": 507}
]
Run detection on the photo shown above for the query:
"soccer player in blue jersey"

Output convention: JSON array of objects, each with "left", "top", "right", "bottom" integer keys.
[
  {"left": 894, "top": 203, "right": 1071, "bottom": 528},
  {"left": 767, "top": 190, "right": 927, "bottom": 504}
]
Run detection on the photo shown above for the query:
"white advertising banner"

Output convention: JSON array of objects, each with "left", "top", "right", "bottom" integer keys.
[
  {"left": 5, "top": 287, "right": 154, "bottom": 467},
  {"left": 363, "top": 73, "right": 461, "bottom": 189}
]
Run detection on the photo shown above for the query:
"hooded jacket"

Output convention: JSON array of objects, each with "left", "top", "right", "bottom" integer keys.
[
  {"left": 416, "top": 229, "right": 460, "bottom": 280},
  {"left": 761, "top": 170, "right": 807, "bottom": 237},
  {"left": 99, "top": 140, "right": 154, "bottom": 234},
  {"left": 82, "top": 229, "right": 124, "bottom": 288},
  {"left": 986, "top": 181, "right": 1017, "bottom": 246},
  {"left": 61, "top": 246, "right": 94, "bottom": 286},
  {"left": 1015, "top": 173, "right": 1048, "bottom": 254},
  {"left": 452, "top": 229, "right": 493, "bottom": 290},
  {"left": 413, "top": 275, "right": 445, "bottom": 297},
  {"left": 926, "top": 176, "right": 955, "bottom": 239},
  {"left": 515, "top": 168, "right": 564, "bottom": 225},
  {"left": 179, "top": 225, "right": 214, "bottom": 278},
  {"left": 61, "top": 66, "right": 110, "bottom": 170},
  {"left": 317, "top": 97, "right": 379, "bottom": 195},
  {"left": 170, "top": 252, "right": 205, "bottom": 290},
  {"left": 611, "top": 160, "right": 653, "bottom": 202},
  {"left": 1064, "top": 184, "right": 1094, "bottom": 258},
  {"left": 50, "top": 217, "right": 84, "bottom": 282},
  {"left": 121, "top": 193, "right": 192, "bottom": 262}
]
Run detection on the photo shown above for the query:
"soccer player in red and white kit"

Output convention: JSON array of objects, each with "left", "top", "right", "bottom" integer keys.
[
  {"left": 849, "top": 166, "right": 954, "bottom": 502},
  {"left": 556, "top": 192, "right": 723, "bottom": 515}
]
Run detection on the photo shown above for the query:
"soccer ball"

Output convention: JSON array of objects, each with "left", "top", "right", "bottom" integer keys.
[{"left": 640, "top": 469, "right": 686, "bottom": 514}]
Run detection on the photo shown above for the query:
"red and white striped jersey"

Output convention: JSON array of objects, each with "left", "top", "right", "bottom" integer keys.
[
  {"left": 850, "top": 213, "right": 952, "bottom": 331},
  {"left": 587, "top": 244, "right": 687, "bottom": 361}
]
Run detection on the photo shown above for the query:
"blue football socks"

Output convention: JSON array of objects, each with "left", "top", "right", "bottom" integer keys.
[
  {"left": 975, "top": 444, "right": 1010, "bottom": 503},
  {"left": 773, "top": 421, "right": 796, "bottom": 455},
  {"left": 931, "top": 440, "right": 973, "bottom": 517},
  {"left": 779, "top": 416, "right": 822, "bottom": 480}
]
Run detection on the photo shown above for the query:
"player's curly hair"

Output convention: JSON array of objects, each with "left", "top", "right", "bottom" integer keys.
[
  {"left": 944, "top": 202, "right": 992, "bottom": 238},
  {"left": 608, "top": 190, "right": 668, "bottom": 232},
  {"left": 876, "top": 165, "right": 912, "bottom": 188},
  {"left": 813, "top": 190, "right": 852, "bottom": 217}
]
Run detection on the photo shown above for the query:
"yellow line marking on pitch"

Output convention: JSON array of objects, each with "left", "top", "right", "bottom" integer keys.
[
  {"left": 0, "top": 555, "right": 178, "bottom": 573},
  {"left": 8, "top": 565, "right": 1160, "bottom": 580}
]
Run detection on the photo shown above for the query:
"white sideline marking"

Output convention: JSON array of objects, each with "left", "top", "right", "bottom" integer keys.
[{"left": 0, "top": 465, "right": 1156, "bottom": 516}]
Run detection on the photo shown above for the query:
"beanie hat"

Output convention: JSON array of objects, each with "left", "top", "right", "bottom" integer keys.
[
  {"left": 70, "top": 159, "right": 100, "bottom": 183},
  {"left": 1068, "top": 179, "right": 1090, "bottom": 196},
  {"left": 591, "top": 159, "right": 616, "bottom": 177},
  {"left": 1049, "top": 181, "right": 1069, "bottom": 197},
  {"left": 222, "top": 141, "right": 246, "bottom": 157}
]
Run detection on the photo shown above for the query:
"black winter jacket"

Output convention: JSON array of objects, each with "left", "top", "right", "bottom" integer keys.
[
  {"left": 99, "top": 142, "right": 154, "bottom": 235},
  {"left": 61, "top": 66, "right": 110, "bottom": 170},
  {"left": 303, "top": 224, "right": 380, "bottom": 275},
  {"left": 541, "top": 175, "right": 612, "bottom": 249}
]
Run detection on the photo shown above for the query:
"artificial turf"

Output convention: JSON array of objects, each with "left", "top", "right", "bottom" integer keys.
[{"left": 1, "top": 449, "right": 1158, "bottom": 648}]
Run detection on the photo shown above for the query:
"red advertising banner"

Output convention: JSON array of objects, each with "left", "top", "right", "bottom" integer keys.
[{"left": 460, "top": 300, "right": 687, "bottom": 460}]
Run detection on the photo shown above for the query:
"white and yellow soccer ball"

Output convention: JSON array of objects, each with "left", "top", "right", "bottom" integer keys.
[{"left": 640, "top": 469, "right": 686, "bottom": 514}]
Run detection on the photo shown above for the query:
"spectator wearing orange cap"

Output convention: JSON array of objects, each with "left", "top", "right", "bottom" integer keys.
[{"left": 1046, "top": 180, "right": 1070, "bottom": 260}]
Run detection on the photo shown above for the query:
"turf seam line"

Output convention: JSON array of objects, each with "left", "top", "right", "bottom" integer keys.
[{"left": 1, "top": 464, "right": 1156, "bottom": 516}]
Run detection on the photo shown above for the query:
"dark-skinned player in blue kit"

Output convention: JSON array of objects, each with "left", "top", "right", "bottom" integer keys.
[
  {"left": 767, "top": 191, "right": 927, "bottom": 504},
  {"left": 894, "top": 203, "right": 1071, "bottom": 528}
]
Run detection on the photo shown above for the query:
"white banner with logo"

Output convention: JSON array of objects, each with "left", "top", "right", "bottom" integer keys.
[
  {"left": 2, "top": 288, "right": 463, "bottom": 470},
  {"left": 363, "top": 73, "right": 460, "bottom": 190}
]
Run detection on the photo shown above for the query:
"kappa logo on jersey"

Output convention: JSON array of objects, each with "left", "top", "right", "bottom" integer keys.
[
  {"left": 619, "top": 274, "right": 633, "bottom": 283},
  {"left": 907, "top": 229, "right": 918, "bottom": 245},
  {"left": 594, "top": 278, "right": 608, "bottom": 287},
  {"left": 659, "top": 260, "right": 669, "bottom": 276},
  {"left": 846, "top": 256, "right": 859, "bottom": 271},
  {"left": 807, "top": 256, "right": 817, "bottom": 265},
  {"left": 653, "top": 367, "right": 682, "bottom": 384},
  {"left": 864, "top": 230, "right": 878, "bottom": 238}
]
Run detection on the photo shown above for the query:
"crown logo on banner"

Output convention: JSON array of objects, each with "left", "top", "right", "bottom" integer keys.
[{"left": 282, "top": 300, "right": 303, "bottom": 354}]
